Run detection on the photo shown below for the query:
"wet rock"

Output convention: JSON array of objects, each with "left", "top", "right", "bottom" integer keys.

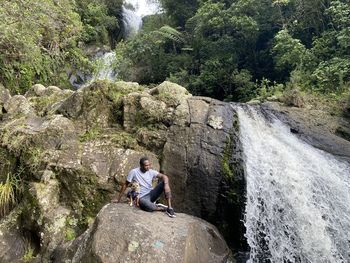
[{"left": 262, "top": 102, "right": 350, "bottom": 163}]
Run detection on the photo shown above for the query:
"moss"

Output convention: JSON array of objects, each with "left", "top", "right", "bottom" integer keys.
[
  {"left": 22, "top": 247, "right": 35, "bottom": 262},
  {"left": 21, "top": 147, "right": 47, "bottom": 173},
  {"left": 79, "top": 127, "right": 102, "bottom": 142},
  {"left": 28, "top": 93, "right": 67, "bottom": 116},
  {"left": 155, "top": 92, "right": 180, "bottom": 107},
  {"left": 56, "top": 168, "right": 110, "bottom": 233},
  {"left": 108, "top": 132, "right": 139, "bottom": 149},
  {"left": 0, "top": 203, "right": 24, "bottom": 229},
  {"left": 221, "top": 136, "right": 234, "bottom": 180},
  {"left": 0, "top": 148, "right": 17, "bottom": 181},
  {"left": 0, "top": 121, "right": 31, "bottom": 155}
]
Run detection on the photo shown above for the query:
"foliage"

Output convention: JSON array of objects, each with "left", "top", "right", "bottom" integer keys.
[
  {"left": 22, "top": 245, "right": 35, "bottom": 262},
  {"left": 0, "top": 172, "right": 21, "bottom": 218},
  {"left": 75, "top": 0, "right": 123, "bottom": 45},
  {"left": 0, "top": 0, "right": 124, "bottom": 94},
  {"left": 79, "top": 127, "right": 101, "bottom": 142},
  {"left": 1, "top": 0, "right": 349, "bottom": 103},
  {"left": 113, "top": 0, "right": 349, "bottom": 104},
  {"left": 0, "top": 0, "right": 91, "bottom": 93},
  {"left": 273, "top": 0, "right": 350, "bottom": 93}
]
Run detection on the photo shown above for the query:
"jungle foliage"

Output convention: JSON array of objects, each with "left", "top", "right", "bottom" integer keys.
[
  {"left": 0, "top": 0, "right": 349, "bottom": 103},
  {"left": 0, "top": 0, "right": 123, "bottom": 93},
  {"left": 116, "top": 0, "right": 350, "bottom": 102}
]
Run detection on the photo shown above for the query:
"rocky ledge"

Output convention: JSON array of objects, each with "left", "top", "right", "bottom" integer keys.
[{"left": 52, "top": 204, "right": 231, "bottom": 263}]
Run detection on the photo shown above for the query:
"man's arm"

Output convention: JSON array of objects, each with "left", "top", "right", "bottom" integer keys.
[
  {"left": 156, "top": 173, "right": 169, "bottom": 184},
  {"left": 112, "top": 180, "right": 130, "bottom": 203}
]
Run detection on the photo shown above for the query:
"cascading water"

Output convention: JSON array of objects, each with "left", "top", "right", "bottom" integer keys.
[
  {"left": 122, "top": 0, "right": 160, "bottom": 37},
  {"left": 70, "top": 1, "right": 160, "bottom": 88},
  {"left": 236, "top": 105, "right": 350, "bottom": 262}
]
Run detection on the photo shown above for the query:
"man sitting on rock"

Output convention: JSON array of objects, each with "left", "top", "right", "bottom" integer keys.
[{"left": 112, "top": 157, "right": 176, "bottom": 218}]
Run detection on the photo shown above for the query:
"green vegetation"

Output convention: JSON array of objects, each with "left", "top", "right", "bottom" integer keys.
[
  {"left": 1, "top": 0, "right": 348, "bottom": 106},
  {"left": 75, "top": 0, "right": 123, "bottom": 46},
  {"left": 0, "top": 0, "right": 123, "bottom": 93},
  {"left": 0, "top": 172, "right": 21, "bottom": 218},
  {"left": 79, "top": 126, "right": 102, "bottom": 142},
  {"left": 22, "top": 247, "right": 35, "bottom": 262},
  {"left": 115, "top": 0, "right": 350, "bottom": 106},
  {"left": 221, "top": 136, "right": 234, "bottom": 179},
  {"left": 64, "top": 217, "right": 78, "bottom": 241}
]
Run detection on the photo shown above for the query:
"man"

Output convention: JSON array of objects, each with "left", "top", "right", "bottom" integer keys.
[{"left": 112, "top": 157, "right": 176, "bottom": 218}]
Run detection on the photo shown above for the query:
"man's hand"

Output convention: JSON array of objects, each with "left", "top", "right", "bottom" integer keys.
[{"left": 111, "top": 180, "right": 129, "bottom": 204}]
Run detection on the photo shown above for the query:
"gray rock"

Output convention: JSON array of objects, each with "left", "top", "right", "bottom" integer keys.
[
  {"left": 0, "top": 83, "right": 11, "bottom": 106},
  {"left": 28, "top": 180, "right": 71, "bottom": 259},
  {"left": 0, "top": 227, "right": 25, "bottom": 263},
  {"left": 81, "top": 142, "right": 159, "bottom": 186},
  {"left": 3, "top": 95, "right": 35, "bottom": 117},
  {"left": 0, "top": 207, "right": 27, "bottom": 263},
  {"left": 25, "top": 84, "right": 47, "bottom": 97},
  {"left": 52, "top": 204, "right": 230, "bottom": 263},
  {"left": 56, "top": 91, "right": 84, "bottom": 119},
  {"left": 162, "top": 97, "right": 236, "bottom": 219}
]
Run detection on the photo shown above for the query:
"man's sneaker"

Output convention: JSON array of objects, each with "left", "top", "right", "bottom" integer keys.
[
  {"left": 156, "top": 203, "right": 167, "bottom": 211},
  {"left": 166, "top": 207, "right": 176, "bottom": 218}
]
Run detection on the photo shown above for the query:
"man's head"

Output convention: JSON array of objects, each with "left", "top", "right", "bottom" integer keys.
[{"left": 140, "top": 157, "right": 151, "bottom": 172}]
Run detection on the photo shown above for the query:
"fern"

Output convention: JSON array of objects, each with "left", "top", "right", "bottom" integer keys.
[{"left": 155, "top": 25, "right": 185, "bottom": 43}]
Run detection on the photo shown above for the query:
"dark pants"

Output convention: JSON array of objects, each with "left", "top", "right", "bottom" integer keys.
[{"left": 139, "top": 181, "right": 165, "bottom": 212}]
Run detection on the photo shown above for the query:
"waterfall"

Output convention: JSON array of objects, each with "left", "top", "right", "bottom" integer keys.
[
  {"left": 69, "top": 1, "right": 160, "bottom": 88},
  {"left": 236, "top": 105, "right": 350, "bottom": 262},
  {"left": 122, "top": 0, "right": 160, "bottom": 37},
  {"left": 94, "top": 52, "right": 116, "bottom": 81}
]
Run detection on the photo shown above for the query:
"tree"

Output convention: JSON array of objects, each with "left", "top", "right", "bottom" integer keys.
[{"left": 0, "top": 0, "right": 89, "bottom": 93}]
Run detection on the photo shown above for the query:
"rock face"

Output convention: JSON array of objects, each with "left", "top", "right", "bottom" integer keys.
[
  {"left": 52, "top": 204, "right": 231, "bottom": 263},
  {"left": 0, "top": 82, "right": 164, "bottom": 262},
  {"left": 2, "top": 80, "right": 347, "bottom": 262},
  {"left": 162, "top": 97, "right": 246, "bottom": 250}
]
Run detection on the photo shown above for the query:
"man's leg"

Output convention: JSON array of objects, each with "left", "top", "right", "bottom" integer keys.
[
  {"left": 150, "top": 181, "right": 175, "bottom": 217},
  {"left": 139, "top": 193, "right": 166, "bottom": 212}
]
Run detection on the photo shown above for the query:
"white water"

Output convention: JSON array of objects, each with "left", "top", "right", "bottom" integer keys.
[
  {"left": 236, "top": 105, "right": 350, "bottom": 262},
  {"left": 70, "top": 0, "right": 160, "bottom": 88},
  {"left": 94, "top": 52, "right": 116, "bottom": 81},
  {"left": 122, "top": 0, "right": 160, "bottom": 37}
]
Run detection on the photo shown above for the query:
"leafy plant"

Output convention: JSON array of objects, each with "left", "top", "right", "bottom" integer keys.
[
  {"left": 22, "top": 247, "right": 35, "bottom": 262},
  {"left": 0, "top": 172, "right": 21, "bottom": 218}
]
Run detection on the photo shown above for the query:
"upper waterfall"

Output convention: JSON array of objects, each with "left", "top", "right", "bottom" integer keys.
[
  {"left": 236, "top": 105, "right": 350, "bottom": 262},
  {"left": 122, "top": 0, "right": 160, "bottom": 37}
]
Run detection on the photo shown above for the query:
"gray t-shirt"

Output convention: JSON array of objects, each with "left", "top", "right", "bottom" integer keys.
[{"left": 127, "top": 168, "right": 159, "bottom": 198}]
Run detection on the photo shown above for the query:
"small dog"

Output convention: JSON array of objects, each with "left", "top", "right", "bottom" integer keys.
[{"left": 127, "top": 181, "right": 140, "bottom": 207}]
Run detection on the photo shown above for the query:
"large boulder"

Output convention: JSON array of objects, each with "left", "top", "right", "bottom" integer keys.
[
  {"left": 24, "top": 84, "right": 73, "bottom": 117},
  {"left": 162, "top": 97, "right": 246, "bottom": 250},
  {"left": 0, "top": 207, "right": 27, "bottom": 263},
  {"left": 56, "top": 81, "right": 142, "bottom": 129},
  {"left": 52, "top": 204, "right": 231, "bottom": 263},
  {"left": 162, "top": 97, "right": 237, "bottom": 217}
]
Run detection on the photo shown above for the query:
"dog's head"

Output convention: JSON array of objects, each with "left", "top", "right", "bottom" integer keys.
[{"left": 130, "top": 181, "right": 140, "bottom": 193}]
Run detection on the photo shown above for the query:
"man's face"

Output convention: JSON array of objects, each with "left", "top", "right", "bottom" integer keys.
[{"left": 141, "top": 160, "right": 151, "bottom": 171}]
